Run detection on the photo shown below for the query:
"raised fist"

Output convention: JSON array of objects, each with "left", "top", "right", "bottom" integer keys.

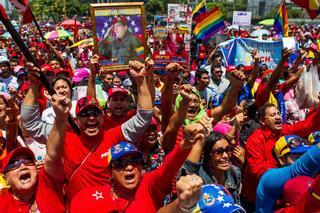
[
  {"left": 129, "top": 60, "right": 147, "bottom": 78},
  {"left": 89, "top": 54, "right": 100, "bottom": 76},
  {"left": 177, "top": 174, "right": 203, "bottom": 210}
]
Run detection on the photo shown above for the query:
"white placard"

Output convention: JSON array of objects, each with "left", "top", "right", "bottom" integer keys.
[
  {"left": 282, "top": 37, "right": 296, "bottom": 50},
  {"left": 232, "top": 11, "right": 252, "bottom": 26}
]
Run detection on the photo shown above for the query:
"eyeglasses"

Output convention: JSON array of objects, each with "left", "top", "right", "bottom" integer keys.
[
  {"left": 111, "top": 157, "right": 142, "bottom": 170},
  {"left": 5, "top": 158, "right": 35, "bottom": 173},
  {"left": 79, "top": 108, "right": 103, "bottom": 117},
  {"left": 212, "top": 146, "right": 234, "bottom": 157}
]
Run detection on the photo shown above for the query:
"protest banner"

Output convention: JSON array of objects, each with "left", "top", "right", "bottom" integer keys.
[
  {"left": 232, "top": 11, "right": 252, "bottom": 27},
  {"left": 219, "top": 38, "right": 299, "bottom": 69},
  {"left": 90, "top": 2, "right": 147, "bottom": 71}
]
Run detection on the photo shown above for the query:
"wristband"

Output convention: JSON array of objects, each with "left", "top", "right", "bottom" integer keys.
[{"left": 309, "top": 186, "right": 320, "bottom": 200}]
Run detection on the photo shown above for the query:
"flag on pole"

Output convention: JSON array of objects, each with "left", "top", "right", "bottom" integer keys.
[
  {"left": 0, "top": 5, "right": 9, "bottom": 21},
  {"left": 193, "top": 7, "right": 225, "bottom": 41},
  {"left": 9, "top": 0, "right": 33, "bottom": 24},
  {"left": 273, "top": 0, "right": 288, "bottom": 37},
  {"left": 192, "top": 0, "right": 206, "bottom": 22},
  {"left": 290, "top": 0, "right": 320, "bottom": 19}
]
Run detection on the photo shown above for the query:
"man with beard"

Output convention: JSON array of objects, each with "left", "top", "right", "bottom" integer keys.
[{"left": 98, "top": 16, "right": 143, "bottom": 64}]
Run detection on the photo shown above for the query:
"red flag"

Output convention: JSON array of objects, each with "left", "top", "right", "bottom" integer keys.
[
  {"left": 291, "top": 0, "right": 319, "bottom": 19},
  {"left": 0, "top": 5, "right": 9, "bottom": 21},
  {"left": 9, "top": 0, "right": 33, "bottom": 24},
  {"left": 74, "top": 16, "right": 78, "bottom": 43}
]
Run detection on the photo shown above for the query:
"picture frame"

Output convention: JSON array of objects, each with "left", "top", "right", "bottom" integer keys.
[{"left": 90, "top": 2, "right": 147, "bottom": 71}]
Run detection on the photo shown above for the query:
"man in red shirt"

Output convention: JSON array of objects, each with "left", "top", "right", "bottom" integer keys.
[
  {"left": 70, "top": 122, "right": 206, "bottom": 213},
  {"left": 54, "top": 60, "right": 153, "bottom": 203},
  {"left": 0, "top": 94, "right": 70, "bottom": 212},
  {"left": 242, "top": 103, "right": 320, "bottom": 209},
  {"left": 103, "top": 87, "right": 135, "bottom": 130}
]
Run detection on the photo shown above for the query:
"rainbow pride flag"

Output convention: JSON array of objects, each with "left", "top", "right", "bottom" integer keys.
[
  {"left": 273, "top": 0, "right": 288, "bottom": 37},
  {"left": 192, "top": 0, "right": 206, "bottom": 22},
  {"left": 193, "top": 7, "right": 225, "bottom": 41}
]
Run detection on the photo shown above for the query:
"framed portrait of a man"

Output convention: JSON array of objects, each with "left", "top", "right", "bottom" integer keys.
[{"left": 90, "top": 3, "right": 147, "bottom": 71}]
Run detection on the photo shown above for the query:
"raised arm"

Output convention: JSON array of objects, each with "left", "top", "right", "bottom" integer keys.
[
  {"left": 87, "top": 54, "right": 100, "bottom": 98},
  {"left": 161, "top": 63, "right": 182, "bottom": 132},
  {"left": 21, "top": 63, "right": 52, "bottom": 144},
  {"left": 145, "top": 57, "right": 156, "bottom": 105},
  {"left": 157, "top": 174, "right": 203, "bottom": 213},
  {"left": 208, "top": 69, "right": 245, "bottom": 123},
  {"left": 119, "top": 61, "right": 153, "bottom": 143},
  {"left": 44, "top": 94, "right": 70, "bottom": 182},
  {"left": 247, "top": 49, "right": 260, "bottom": 88},
  {"left": 161, "top": 84, "right": 192, "bottom": 152},
  {"left": 255, "top": 48, "right": 294, "bottom": 107},
  {"left": 43, "top": 39, "right": 64, "bottom": 67},
  {"left": 5, "top": 97, "right": 20, "bottom": 152}
]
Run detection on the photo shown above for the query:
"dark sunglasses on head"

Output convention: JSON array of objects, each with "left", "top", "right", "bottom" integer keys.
[
  {"left": 5, "top": 158, "right": 35, "bottom": 173},
  {"left": 313, "top": 132, "right": 320, "bottom": 141},
  {"left": 111, "top": 157, "right": 142, "bottom": 170},
  {"left": 212, "top": 145, "right": 234, "bottom": 157},
  {"left": 79, "top": 108, "right": 102, "bottom": 117},
  {"left": 279, "top": 137, "right": 312, "bottom": 156}
]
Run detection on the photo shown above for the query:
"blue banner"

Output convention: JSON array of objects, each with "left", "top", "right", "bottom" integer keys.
[{"left": 219, "top": 38, "right": 298, "bottom": 69}]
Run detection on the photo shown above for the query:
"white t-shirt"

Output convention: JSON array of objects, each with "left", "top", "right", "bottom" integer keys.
[
  {"left": 0, "top": 76, "right": 19, "bottom": 90},
  {"left": 18, "top": 136, "right": 46, "bottom": 164},
  {"left": 41, "top": 100, "right": 77, "bottom": 124}
]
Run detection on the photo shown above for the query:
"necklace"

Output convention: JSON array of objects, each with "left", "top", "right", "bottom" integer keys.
[{"left": 111, "top": 184, "right": 134, "bottom": 212}]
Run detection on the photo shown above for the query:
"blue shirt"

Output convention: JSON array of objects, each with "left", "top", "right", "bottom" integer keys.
[{"left": 256, "top": 145, "right": 320, "bottom": 213}]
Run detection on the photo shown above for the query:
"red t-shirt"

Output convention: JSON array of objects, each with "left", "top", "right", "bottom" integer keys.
[
  {"left": 0, "top": 168, "right": 64, "bottom": 213},
  {"left": 70, "top": 144, "right": 191, "bottom": 213},
  {"left": 103, "top": 110, "right": 135, "bottom": 130},
  {"left": 63, "top": 126, "right": 124, "bottom": 203}
]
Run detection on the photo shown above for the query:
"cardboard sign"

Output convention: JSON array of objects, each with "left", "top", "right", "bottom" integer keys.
[{"left": 232, "top": 11, "right": 252, "bottom": 27}]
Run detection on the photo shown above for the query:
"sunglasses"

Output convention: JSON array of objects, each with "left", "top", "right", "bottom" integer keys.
[
  {"left": 111, "top": 157, "right": 142, "bottom": 170},
  {"left": 211, "top": 146, "right": 234, "bottom": 157},
  {"left": 279, "top": 137, "right": 312, "bottom": 156},
  {"left": 79, "top": 108, "right": 102, "bottom": 117},
  {"left": 313, "top": 132, "right": 320, "bottom": 142},
  {"left": 5, "top": 158, "right": 35, "bottom": 173}
]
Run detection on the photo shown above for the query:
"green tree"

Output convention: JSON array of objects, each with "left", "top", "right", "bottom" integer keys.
[{"left": 145, "top": 0, "right": 165, "bottom": 21}]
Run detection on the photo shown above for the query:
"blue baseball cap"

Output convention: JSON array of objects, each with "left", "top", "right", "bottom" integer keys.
[
  {"left": 107, "top": 142, "right": 141, "bottom": 166},
  {"left": 193, "top": 184, "right": 246, "bottom": 213},
  {"left": 274, "top": 135, "right": 312, "bottom": 158}
]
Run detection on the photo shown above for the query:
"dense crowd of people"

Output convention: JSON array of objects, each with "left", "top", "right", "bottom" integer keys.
[{"left": 0, "top": 16, "right": 320, "bottom": 213}]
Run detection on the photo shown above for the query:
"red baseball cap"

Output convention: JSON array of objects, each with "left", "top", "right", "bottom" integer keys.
[
  {"left": 75, "top": 96, "right": 103, "bottom": 116},
  {"left": 54, "top": 68, "right": 71, "bottom": 78},
  {"left": 243, "top": 65, "right": 253, "bottom": 72},
  {"left": 282, "top": 176, "right": 313, "bottom": 205},
  {"left": 1, "top": 147, "right": 35, "bottom": 173},
  {"left": 112, "top": 16, "right": 128, "bottom": 25},
  {"left": 226, "top": 65, "right": 237, "bottom": 73},
  {"left": 108, "top": 87, "right": 128, "bottom": 100},
  {"left": 41, "top": 64, "right": 54, "bottom": 73}
]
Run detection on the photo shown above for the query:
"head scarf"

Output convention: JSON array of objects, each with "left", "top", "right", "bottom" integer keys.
[{"left": 174, "top": 88, "right": 206, "bottom": 126}]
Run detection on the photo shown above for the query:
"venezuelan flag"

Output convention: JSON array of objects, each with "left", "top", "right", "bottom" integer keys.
[
  {"left": 193, "top": 7, "right": 225, "bottom": 41},
  {"left": 273, "top": 0, "right": 288, "bottom": 37},
  {"left": 192, "top": 0, "right": 206, "bottom": 22}
]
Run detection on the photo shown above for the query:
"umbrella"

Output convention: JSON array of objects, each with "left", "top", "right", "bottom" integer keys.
[
  {"left": 69, "top": 38, "right": 93, "bottom": 48},
  {"left": 258, "top": 19, "right": 274, "bottom": 26},
  {"left": 1, "top": 32, "right": 11, "bottom": 39},
  {"left": 44, "top": 30, "right": 73, "bottom": 40},
  {"left": 250, "top": 29, "right": 270, "bottom": 37},
  {"left": 61, "top": 19, "right": 81, "bottom": 26}
]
